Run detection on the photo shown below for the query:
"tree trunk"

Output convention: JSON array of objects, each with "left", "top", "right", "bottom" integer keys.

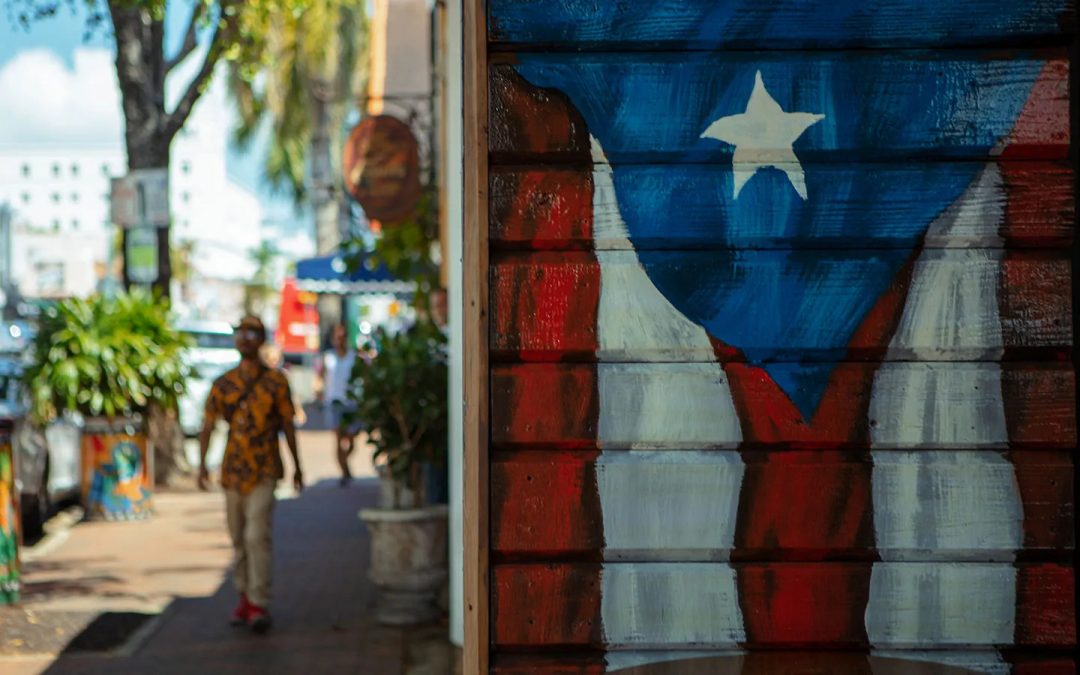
[{"left": 310, "top": 95, "right": 343, "bottom": 336}]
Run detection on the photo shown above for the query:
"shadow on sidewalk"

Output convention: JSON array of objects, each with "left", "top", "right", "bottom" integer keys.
[{"left": 38, "top": 478, "right": 411, "bottom": 675}]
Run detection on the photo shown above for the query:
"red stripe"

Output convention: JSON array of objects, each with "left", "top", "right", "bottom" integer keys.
[
  {"left": 490, "top": 170, "right": 594, "bottom": 249},
  {"left": 492, "top": 451, "right": 603, "bottom": 558},
  {"left": 491, "top": 254, "right": 601, "bottom": 362},
  {"left": 492, "top": 564, "right": 602, "bottom": 647},
  {"left": 1014, "top": 564, "right": 1077, "bottom": 646}
]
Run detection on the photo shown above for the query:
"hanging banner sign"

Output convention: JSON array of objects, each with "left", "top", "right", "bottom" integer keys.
[{"left": 342, "top": 115, "right": 422, "bottom": 223}]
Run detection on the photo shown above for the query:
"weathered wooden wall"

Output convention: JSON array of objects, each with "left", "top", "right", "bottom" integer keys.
[{"left": 483, "top": 1, "right": 1077, "bottom": 672}]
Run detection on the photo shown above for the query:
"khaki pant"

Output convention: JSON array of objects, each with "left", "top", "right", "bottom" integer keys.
[{"left": 225, "top": 479, "right": 275, "bottom": 608}]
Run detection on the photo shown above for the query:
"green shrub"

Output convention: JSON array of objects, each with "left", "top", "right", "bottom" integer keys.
[
  {"left": 347, "top": 320, "right": 447, "bottom": 504},
  {"left": 25, "top": 289, "right": 191, "bottom": 423}
]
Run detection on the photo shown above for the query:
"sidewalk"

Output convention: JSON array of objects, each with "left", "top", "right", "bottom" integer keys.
[{"left": 0, "top": 431, "right": 435, "bottom": 674}]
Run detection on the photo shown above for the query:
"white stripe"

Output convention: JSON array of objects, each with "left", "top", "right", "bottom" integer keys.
[
  {"left": 884, "top": 248, "right": 1005, "bottom": 361},
  {"left": 592, "top": 135, "right": 746, "bottom": 652},
  {"left": 923, "top": 164, "right": 1006, "bottom": 248},
  {"left": 864, "top": 563, "right": 1017, "bottom": 647},
  {"left": 871, "top": 451, "right": 1023, "bottom": 562},
  {"left": 601, "top": 563, "right": 746, "bottom": 648},
  {"left": 868, "top": 167, "right": 1018, "bottom": 649},
  {"left": 597, "top": 451, "right": 744, "bottom": 560},
  {"left": 869, "top": 363, "right": 1008, "bottom": 448},
  {"left": 591, "top": 136, "right": 742, "bottom": 449}
]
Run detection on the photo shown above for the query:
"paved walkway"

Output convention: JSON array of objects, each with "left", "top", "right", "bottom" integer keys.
[{"left": 1, "top": 431, "right": 429, "bottom": 674}]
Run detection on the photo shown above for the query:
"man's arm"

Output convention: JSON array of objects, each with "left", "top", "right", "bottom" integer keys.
[
  {"left": 197, "top": 384, "right": 220, "bottom": 491},
  {"left": 277, "top": 376, "right": 304, "bottom": 492},
  {"left": 197, "top": 416, "right": 214, "bottom": 491},
  {"left": 283, "top": 418, "right": 303, "bottom": 493}
]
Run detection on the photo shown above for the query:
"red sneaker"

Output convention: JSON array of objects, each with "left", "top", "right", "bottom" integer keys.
[
  {"left": 230, "top": 594, "right": 251, "bottom": 626},
  {"left": 247, "top": 604, "right": 272, "bottom": 634}
]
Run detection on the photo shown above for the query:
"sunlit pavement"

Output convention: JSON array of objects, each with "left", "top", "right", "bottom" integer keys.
[{"left": 0, "top": 430, "right": 446, "bottom": 674}]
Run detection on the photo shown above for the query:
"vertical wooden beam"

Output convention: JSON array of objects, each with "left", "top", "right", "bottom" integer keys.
[{"left": 462, "top": 0, "right": 490, "bottom": 671}]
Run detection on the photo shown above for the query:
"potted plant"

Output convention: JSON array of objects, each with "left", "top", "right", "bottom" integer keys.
[
  {"left": 25, "top": 290, "right": 190, "bottom": 520},
  {"left": 349, "top": 319, "right": 449, "bottom": 625}
]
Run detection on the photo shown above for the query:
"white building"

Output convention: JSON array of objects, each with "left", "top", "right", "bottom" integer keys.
[{"left": 0, "top": 60, "right": 265, "bottom": 307}]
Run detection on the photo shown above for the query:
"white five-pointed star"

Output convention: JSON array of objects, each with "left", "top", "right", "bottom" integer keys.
[{"left": 700, "top": 70, "right": 824, "bottom": 200}]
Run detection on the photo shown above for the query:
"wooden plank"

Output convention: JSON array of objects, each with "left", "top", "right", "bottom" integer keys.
[
  {"left": 491, "top": 451, "right": 1074, "bottom": 560},
  {"left": 490, "top": 363, "right": 1076, "bottom": 449},
  {"left": 489, "top": 54, "right": 1068, "bottom": 162},
  {"left": 488, "top": 0, "right": 1075, "bottom": 49},
  {"left": 492, "top": 652, "right": 1078, "bottom": 674},
  {"left": 491, "top": 251, "right": 1073, "bottom": 361},
  {"left": 491, "top": 562, "right": 1076, "bottom": 648},
  {"left": 462, "top": 0, "right": 488, "bottom": 670},
  {"left": 489, "top": 163, "right": 1076, "bottom": 250}
]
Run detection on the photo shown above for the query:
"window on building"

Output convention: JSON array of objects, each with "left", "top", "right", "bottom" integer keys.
[
  {"left": 51, "top": 219, "right": 60, "bottom": 231},
  {"left": 71, "top": 192, "right": 79, "bottom": 203},
  {"left": 20, "top": 164, "right": 30, "bottom": 178},
  {"left": 51, "top": 193, "right": 61, "bottom": 204},
  {"left": 101, "top": 164, "right": 111, "bottom": 177},
  {"left": 71, "top": 219, "right": 79, "bottom": 230},
  {"left": 20, "top": 193, "right": 29, "bottom": 204},
  {"left": 181, "top": 191, "right": 190, "bottom": 203},
  {"left": 181, "top": 161, "right": 191, "bottom": 174},
  {"left": 71, "top": 164, "right": 80, "bottom": 177},
  {"left": 51, "top": 163, "right": 61, "bottom": 177}
]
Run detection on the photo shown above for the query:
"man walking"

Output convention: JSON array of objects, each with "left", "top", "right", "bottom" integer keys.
[
  {"left": 198, "top": 315, "right": 303, "bottom": 633},
  {"left": 315, "top": 324, "right": 358, "bottom": 486}
]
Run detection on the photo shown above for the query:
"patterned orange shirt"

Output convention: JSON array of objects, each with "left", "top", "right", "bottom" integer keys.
[{"left": 204, "top": 362, "right": 295, "bottom": 494}]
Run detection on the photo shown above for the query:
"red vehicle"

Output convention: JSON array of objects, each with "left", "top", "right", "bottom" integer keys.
[{"left": 275, "top": 278, "right": 320, "bottom": 360}]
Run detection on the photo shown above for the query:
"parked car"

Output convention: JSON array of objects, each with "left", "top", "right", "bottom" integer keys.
[
  {"left": 177, "top": 320, "right": 239, "bottom": 437},
  {"left": 0, "top": 355, "right": 81, "bottom": 541}
]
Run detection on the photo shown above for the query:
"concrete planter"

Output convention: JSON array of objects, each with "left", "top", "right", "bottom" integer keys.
[
  {"left": 80, "top": 417, "right": 153, "bottom": 521},
  {"left": 358, "top": 503, "right": 449, "bottom": 626}
]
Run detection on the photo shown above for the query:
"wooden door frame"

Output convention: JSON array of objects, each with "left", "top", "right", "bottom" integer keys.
[{"left": 462, "top": 0, "right": 489, "bottom": 671}]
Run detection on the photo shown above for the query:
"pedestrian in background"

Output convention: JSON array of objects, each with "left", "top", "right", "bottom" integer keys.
[
  {"left": 315, "top": 324, "right": 359, "bottom": 487},
  {"left": 198, "top": 315, "right": 304, "bottom": 633}
]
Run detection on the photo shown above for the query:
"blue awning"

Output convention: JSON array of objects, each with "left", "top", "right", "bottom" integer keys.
[{"left": 294, "top": 253, "right": 415, "bottom": 296}]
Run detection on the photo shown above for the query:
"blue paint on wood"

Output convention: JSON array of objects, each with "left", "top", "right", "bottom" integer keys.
[
  {"left": 511, "top": 53, "right": 1043, "bottom": 418},
  {"left": 490, "top": 0, "right": 1072, "bottom": 48}
]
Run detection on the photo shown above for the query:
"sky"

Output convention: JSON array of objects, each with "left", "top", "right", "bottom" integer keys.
[{"left": 0, "top": 0, "right": 303, "bottom": 235}]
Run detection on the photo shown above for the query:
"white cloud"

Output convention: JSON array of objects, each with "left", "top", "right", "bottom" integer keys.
[{"left": 0, "top": 48, "right": 124, "bottom": 146}]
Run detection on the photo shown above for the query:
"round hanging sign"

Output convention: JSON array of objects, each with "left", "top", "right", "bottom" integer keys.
[{"left": 342, "top": 115, "right": 421, "bottom": 223}]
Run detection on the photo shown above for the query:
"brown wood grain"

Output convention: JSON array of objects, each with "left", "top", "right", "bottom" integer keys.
[{"left": 463, "top": 0, "right": 489, "bottom": 671}]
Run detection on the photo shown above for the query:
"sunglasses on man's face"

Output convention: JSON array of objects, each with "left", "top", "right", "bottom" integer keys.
[{"left": 234, "top": 328, "right": 263, "bottom": 340}]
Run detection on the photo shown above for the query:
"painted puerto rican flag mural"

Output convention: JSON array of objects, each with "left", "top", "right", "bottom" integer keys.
[{"left": 483, "top": 2, "right": 1076, "bottom": 673}]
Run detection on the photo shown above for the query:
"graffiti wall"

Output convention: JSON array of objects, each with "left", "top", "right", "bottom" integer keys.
[
  {"left": 81, "top": 426, "right": 153, "bottom": 521},
  {"left": 485, "top": 1, "right": 1076, "bottom": 672},
  {"left": 0, "top": 427, "right": 19, "bottom": 604}
]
